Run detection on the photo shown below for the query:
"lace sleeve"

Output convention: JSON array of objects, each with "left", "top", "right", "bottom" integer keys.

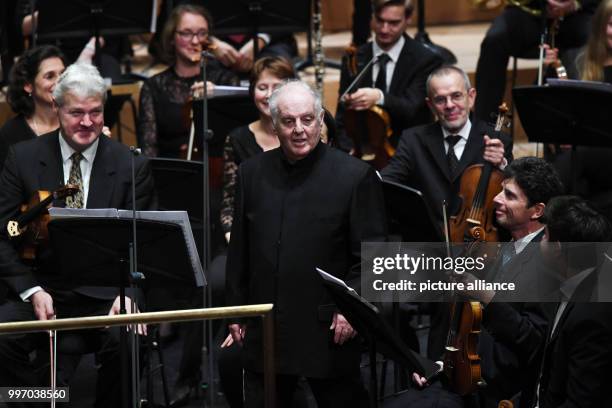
[
  {"left": 138, "top": 80, "right": 159, "bottom": 157},
  {"left": 220, "top": 134, "right": 239, "bottom": 234}
]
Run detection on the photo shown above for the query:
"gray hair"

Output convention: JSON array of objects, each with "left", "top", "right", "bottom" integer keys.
[
  {"left": 269, "top": 79, "right": 323, "bottom": 126},
  {"left": 425, "top": 65, "right": 472, "bottom": 97},
  {"left": 53, "top": 63, "right": 107, "bottom": 106}
]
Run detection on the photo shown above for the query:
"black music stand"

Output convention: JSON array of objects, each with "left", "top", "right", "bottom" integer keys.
[
  {"left": 317, "top": 268, "right": 440, "bottom": 407},
  {"left": 34, "top": 0, "right": 154, "bottom": 66},
  {"left": 414, "top": 0, "right": 456, "bottom": 64},
  {"left": 48, "top": 217, "right": 204, "bottom": 408},
  {"left": 198, "top": 0, "right": 309, "bottom": 57},
  {"left": 192, "top": 95, "right": 259, "bottom": 157},
  {"left": 382, "top": 179, "right": 442, "bottom": 242},
  {"left": 513, "top": 83, "right": 612, "bottom": 192}
]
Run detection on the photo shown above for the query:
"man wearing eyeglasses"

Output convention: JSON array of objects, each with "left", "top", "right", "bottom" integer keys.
[
  {"left": 382, "top": 65, "right": 513, "bottom": 230},
  {"left": 335, "top": 0, "right": 443, "bottom": 152}
]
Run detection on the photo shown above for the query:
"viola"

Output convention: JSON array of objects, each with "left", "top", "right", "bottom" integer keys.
[
  {"left": 442, "top": 201, "right": 485, "bottom": 396},
  {"left": 449, "top": 103, "right": 510, "bottom": 246},
  {"left": 7, "top": 185, "right": 79, "bottom": 261},
  {"left": 341, "top": 45, "right": 395, "bottom": 170}
]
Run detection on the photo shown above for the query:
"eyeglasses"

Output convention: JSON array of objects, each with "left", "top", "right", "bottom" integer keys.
[
  {"left": 175, "top": 30, "right": 209, "bottom": 41},
  {"left": 431, "top": 91, "right": 467, "bottom": 107}
]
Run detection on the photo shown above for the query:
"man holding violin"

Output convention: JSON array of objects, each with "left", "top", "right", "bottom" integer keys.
[
  {"left": 382, "top": 65, "right": 513, "bottom": 230},
  {"left": 0, "top": 63, "right": 155, "bottom": 407},
  {"left": 406, "top": 158, "right": 565, "bottom": 407},
  {"left": 335, "top": 0, "right": 443, "bottom": 152}
]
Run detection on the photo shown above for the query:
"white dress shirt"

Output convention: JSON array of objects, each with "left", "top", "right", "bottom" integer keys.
[{"left": 372, "top": 36, "right": 405, "bottom": 104}]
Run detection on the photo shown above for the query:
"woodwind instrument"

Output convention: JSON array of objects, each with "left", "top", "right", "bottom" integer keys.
[{"left": 313, "top": 0, "right": 325, "bottom": 95}]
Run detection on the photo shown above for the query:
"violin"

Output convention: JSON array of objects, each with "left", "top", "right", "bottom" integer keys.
[
  {"left": 442, "top": 201, "right": 485, "bottom": 396},
  {"left": 449, "top": 103, "right": 510, "bottom": 245},
  {"left": 341, "top": 45, "right": 395, "bottom": 170},
  {"left": 6, "top": 185, "right": 79, "bottom": 261}
]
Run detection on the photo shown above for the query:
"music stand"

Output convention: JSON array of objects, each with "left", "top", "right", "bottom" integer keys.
[
  {"left": 414, "top": 0, "right": 456, "bottom": 64},
  {"left": 382, "top": 179, "right": 442, "bottom": 242},
  {"left": 48, "top": 217, "right": 204, "bottom": 408},
  {"left": 513, "top": 84, "right": 612, "bottom": 192},
  {"left": 317, "top": 268, "right": 440, "bottom": 407},
  {"left": 192, "top": 95, "right": 260, "bottom": 157},
  {"left": 34, "top": 0, "right": 155, "bottom": 66},
  {"left": 197, "top": 0, "right": 309, "bottom": 57}
]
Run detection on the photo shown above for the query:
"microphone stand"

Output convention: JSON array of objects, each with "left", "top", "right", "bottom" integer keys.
[
  {"left": 129, "top": 147, "right": 145, "bottom": 408},
  {"left": 199, "top": 49, "right": 215, "bottom": 407}
]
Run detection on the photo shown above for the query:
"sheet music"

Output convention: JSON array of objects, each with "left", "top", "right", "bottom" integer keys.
[
  {"left": 211, "top": 86, "right": 249, "bottom": 98},
  {"left": 117, "top": 210, "right": 205, "bottom": 287},
  {"left": 48, "top": 208, "right": 119, "bottom": 218},
  {"left": 48, "top": 208, "right": 205, "bottom": 287},
  {"left": 316, "top": 267, "right": 355, "bottom": 292}
]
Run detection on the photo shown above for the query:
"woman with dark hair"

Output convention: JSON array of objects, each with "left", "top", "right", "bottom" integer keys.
[
  {"left": 0, "top": 44, "right": 66, "bottom": 168},
  {"left": 138, "top": 3, "right": 238, "bottom": 158}
]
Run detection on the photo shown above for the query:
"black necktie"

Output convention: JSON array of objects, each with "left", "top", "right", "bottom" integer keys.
[
  {"left": 446, "top": 135, "right": 461, "bottom": 174},
  {"left": 375, "top": 53, "right": 391, "bottom": 92}
]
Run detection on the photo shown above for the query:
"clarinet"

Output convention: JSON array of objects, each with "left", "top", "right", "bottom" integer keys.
[{"left": 313, "top": 0, "right": 325, "bottom": 95}]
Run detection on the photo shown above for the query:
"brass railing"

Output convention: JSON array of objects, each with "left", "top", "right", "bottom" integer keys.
[{"left": 0, "top": 304, "right": 276, "bottom": 408}]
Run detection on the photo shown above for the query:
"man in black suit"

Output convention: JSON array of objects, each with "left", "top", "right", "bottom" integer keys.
[
  {"left": 407, "top": 158, "right": 563, "bottom": 407},
  {"left": 381, "top": 65, "right": 512, "bottom": 363},
  {"left": 520, "top": 196, "right": 612, "bottom": 408},
  {"left": 0, "top": 63, "right": 156, "bottom": 407},
  {"left": 226, "top": 80, "right": 387, "bottom": 407},
  {"left": 335, "top": 0, "right": 443, "bottom": 152},
  {"left": 382, "top": 65, "right": 513, "bottom": 229}
]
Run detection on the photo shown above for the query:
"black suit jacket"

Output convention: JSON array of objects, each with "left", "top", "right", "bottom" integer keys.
[
  {"left": 0, "top": 131, "right": 156, "bottom": 302},
  {"left": 381, "top": 120, "right": 513, "bottom": 225},
  {"left": 522, "top": 260, "right": 612, "bottom": 408},
  {"left": 226, "top": 142, "right": 387, "bottom": 378},
  {"left": 335, "top": 34, "right": 443, "bottom": 150},
  {"left": 478, "top": 231, "right": 558, "bottom": 405}
]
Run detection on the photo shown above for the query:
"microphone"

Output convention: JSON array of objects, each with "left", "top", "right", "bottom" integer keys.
[{"left": 130, "top": 146, "right": 141, "bottom": 155}]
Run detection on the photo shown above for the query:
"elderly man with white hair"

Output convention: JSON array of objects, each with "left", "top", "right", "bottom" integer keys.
[
  {"left": 0, "top": 63, "right": 156, "bottom": 408},
  {"left": 225, "top": 80, "right": 386, "bottom": 407}
]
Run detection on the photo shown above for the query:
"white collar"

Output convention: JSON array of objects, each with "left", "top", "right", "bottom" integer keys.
[
  {"left": 441, "top": 118, "right": 472, "bottom": 141},
  {"left": 58, "top": 132, "right": 99, "bottom": 164},
  {"left": 560, "top": 267, "right": 595, "bottom": 301},
  {"left": 373, "top": 35, "right": 405, "bottom": 63},
  {"left": 514, "top": 227, "right": 545, "bottom": 255}
]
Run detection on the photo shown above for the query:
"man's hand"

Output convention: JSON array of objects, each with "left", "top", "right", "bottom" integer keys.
[
  {"left": 211, "top": 38, "right": 241, "bottom": 68},
  {"left": 330, "top": 312, "right": 357, "bottom": 345},
  {"left": 412, "top": 372, "right": 430, "bottom": 388},
  {"left": 108, "top": 296, "right": 146, "bottom": 335},
  {"left": 547, "top": 0, "right": 578, "bottom": 18},
  {"left": 190, "top": 81, "right": 215, "bottom": 99},
  {"left": 483, "top": 135, "right": 506, "bottom": 168},
  {"left": 30, "top": 290, "right": 55, "bottom": 321},
  {"left": 542, "top": 43, "right": 559, "bottom": 66},
  {"left": 343, "top": 88, "right": 383, "bottom": 111},
  {"left": 228, "top": 323, "right": 245, "bottom": 346},
  {"left": 236, "top": 38, "right": 266, "bottom": 73}
]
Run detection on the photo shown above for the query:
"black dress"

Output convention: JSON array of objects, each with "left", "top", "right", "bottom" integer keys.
[
  {"left": 0, "top": 115, "right": 36, "bottom": 170},
  {"left": 220, "top": 125, "right": 263, "bottom": 234},
  {"left": 138, "top": 66, "right": 238, "bottom": 158}
]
